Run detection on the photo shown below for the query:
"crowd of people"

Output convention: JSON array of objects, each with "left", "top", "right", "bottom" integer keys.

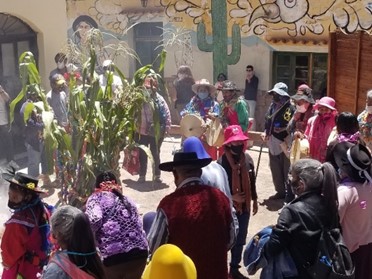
[{"left": 0, "top": 60, "right": 371, "bottom": 279}]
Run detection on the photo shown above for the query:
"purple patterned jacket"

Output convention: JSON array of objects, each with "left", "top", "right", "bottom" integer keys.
[{"left": 85, "top": 191, "right": 148, "bottom": 259}]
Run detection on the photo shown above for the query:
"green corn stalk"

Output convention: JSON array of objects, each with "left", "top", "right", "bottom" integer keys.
[
  {"left": 10, "top": 48, "right": 166, "bottom": 207},
  {"left": 197, "top": 0, "right": 241, "bottom": 82}
]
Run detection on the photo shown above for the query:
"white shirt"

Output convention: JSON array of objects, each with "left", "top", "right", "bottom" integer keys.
[
  {"left": 99, "top": 74, "right": 123, "bottom": 96},
  {"left": 201, "top": 161, "right": 232, "bottom": 199},
  {"left": 0, "top": 95, "right": 8, "bottom": 125}
]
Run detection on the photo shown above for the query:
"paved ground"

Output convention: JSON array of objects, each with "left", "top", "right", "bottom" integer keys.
[
  {"left": 119, "top": 136, "right": 282, "bottom": 278},
  {"left": 0, "top": 136, "right": 282, "bottom": 278}
]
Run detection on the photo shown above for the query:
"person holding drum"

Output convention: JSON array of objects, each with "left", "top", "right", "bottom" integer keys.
[
  {"left": 219, "top": 80, "right": 250, "bottom": 133},
  {"left": 180, "top": 79, "right": 220, "bottom": 159}
]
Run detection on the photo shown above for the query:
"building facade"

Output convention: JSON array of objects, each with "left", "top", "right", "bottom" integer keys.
[{"left": 1, "top": 0, "right": 371, "bottom": 130}]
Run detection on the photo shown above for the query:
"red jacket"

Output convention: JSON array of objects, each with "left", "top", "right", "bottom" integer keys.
[{"left": 159, "top": 184, "right": 232, "bottom": 279}]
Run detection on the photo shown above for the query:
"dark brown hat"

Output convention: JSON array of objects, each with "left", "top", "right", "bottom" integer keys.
[
  {"left": 159, "top": 152, "right": 212, "bottom": 172},
  {"left": 291, "top": 85, "right": 315, "bottom": 104},
  {"left": 5, "top": 172, "right": 45, "bottom": 193}
]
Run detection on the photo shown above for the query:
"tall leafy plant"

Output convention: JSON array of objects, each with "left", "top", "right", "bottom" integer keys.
[{"left": 11, "top": 49, "right": 166, "bottom": 206}]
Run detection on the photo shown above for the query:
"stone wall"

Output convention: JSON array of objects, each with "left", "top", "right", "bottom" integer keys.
[{"left": 254, "top": 90, "right": 272, "bottom": 132}]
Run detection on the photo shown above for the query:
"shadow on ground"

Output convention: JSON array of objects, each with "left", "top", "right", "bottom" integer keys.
[
  {"left": 122, "top": 179, "right": 169, "bottom": 192},
  {"left": 259, "top": 198, "right": 284, "bottom": 212}
]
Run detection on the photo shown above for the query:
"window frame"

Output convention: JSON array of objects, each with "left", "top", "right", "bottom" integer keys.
[{"left": 273, "top": 51, "right": 327, "bottom": 99}]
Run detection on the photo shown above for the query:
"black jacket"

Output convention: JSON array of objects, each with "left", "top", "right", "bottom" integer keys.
[
  {"left": 263, "top": 192, "right": 337, "bottom": 278},
  {"left": 264, "top": 100, "right": 294, "bottom": 141}
]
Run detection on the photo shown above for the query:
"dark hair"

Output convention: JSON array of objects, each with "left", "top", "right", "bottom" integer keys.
[
  {"left": 95, "top": 171, "right": 130, "bottom": 211},
  {"left": 246, "top": 65, "right": 254, "bottom": 70},
  {"left": 72, "top": 15, "right": 98, "bottom": 31},
  {"left": 9, "top": 183, "right": 39, "bottom": 200},
  {"left": 51, "top": 206, "right": 106, "bottom": 279},
  {"left": 336, "top": 112, "right": 359, "bottom": 134},
  {"left": 217, "top": 73, "right": 227, "bottom": 81},
  {"left": 176, "top": 65, "right": 194, "bottom": 81},
  {"left": 72, "top": 15, "right": 98, "bottom": 39},
  {"left": 54, "top": 52, "right": 67, "bottom": 63},
  {"left": 95, "top": 171, "right": 117, "bottom": 188}
]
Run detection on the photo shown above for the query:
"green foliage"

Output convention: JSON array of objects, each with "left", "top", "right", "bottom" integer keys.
[
  {"left": 11, "top": 48, "right": 166, "bottom": 206},
  {"left": 196, "top": 0, "right": 241, "bottom": 82}
]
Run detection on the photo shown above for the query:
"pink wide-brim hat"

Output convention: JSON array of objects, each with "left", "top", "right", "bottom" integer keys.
[
  {"left": 314, "top": 96, "right": 336, "bottom": 110},
  {"left": 223, "top": 125, "right": 249, "bottom": 145}
]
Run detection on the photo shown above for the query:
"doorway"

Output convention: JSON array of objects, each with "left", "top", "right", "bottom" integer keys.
[{"left": 0, "top": 13, "right": 38, "bottom": 158}]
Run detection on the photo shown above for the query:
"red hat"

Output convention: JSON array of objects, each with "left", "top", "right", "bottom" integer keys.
[{"left": 223, "top": 125, "right": 249, "bottom": 145}]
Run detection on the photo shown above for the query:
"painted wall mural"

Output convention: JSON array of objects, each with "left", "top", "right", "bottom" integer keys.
[
  {"left": 66, "top": 0, "right": 372, "bottom": 47},
  {"left": 160, "top": 0, "right": 372, "bottom": 44}
]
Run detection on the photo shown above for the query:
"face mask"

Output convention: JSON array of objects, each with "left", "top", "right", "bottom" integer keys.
[
  {"left": 290, "top": 179, "right": 302, "bottom": 196},
  {"left": 319, "top": 112, "right": 332, "bottom": 120},
  {"left": 272, "top": 94, "right": 281, "bottom": 102},
  {"left": 197, "top": 92, "right": 209, "bottom": 100},
  {"left": 367, "top": 106, "right": 372, "bottom": 114},
  {"left": 230, "top": 144, "right": 244, "bottom": 154},
  {"left": 296, "top": 104, "right": 307, "bottom": 113},
  {"left": 8, "top": 200, "right": 23, "bottom": 210},
  {"left": 57, "top": 62, "right": 65, "bottom": 70}
]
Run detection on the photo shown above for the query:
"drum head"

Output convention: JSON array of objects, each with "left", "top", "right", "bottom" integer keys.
[
  {"left": 205, "top": 118, "right": 224, "bottom": 147},
  {"left": 290, "top": 138, "right": 310, "bottom": 164},
  {"left": 180, "top": 114, "right": 205, "bottom": 138}
]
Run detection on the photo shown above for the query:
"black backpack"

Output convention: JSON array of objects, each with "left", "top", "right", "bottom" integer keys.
[
  {"left": 291, "top": 206, "right": 355, "bottom": 279},
  {"left": 306, "top": 225, "right": 355, "bottom": 279}
]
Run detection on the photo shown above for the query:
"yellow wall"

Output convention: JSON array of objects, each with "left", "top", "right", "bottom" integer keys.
[
  {"left": 63, "top": 0, "right": 370, "bottom": 92},
  {"left": 0, "top": 0, "right": 68, "bottom": 89},
  {"left": 2, "top": 0, "right": 370, "bottom": 91}
]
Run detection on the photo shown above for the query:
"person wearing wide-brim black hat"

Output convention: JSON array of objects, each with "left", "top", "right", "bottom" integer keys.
[
  {"left": 1, "top": 171, "right": 52, "bottom": 278},
  {"left": 332, "top": 141, "right": 372, "bottom": 278},
  {"left": 148, "top": 152, "right": 235, "bottom": 279}
]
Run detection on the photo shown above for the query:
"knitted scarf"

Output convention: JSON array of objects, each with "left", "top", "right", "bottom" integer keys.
[{"left": 225, "top": 150, "right": 251, "bottom": 213}]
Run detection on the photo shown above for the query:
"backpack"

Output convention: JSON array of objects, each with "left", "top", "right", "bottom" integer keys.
[
  {"left": 291, "top": 205, "right": 355, "bottom": 279},
  {"left": 306, "top": 226, "right": 355, "bottom": 279}
]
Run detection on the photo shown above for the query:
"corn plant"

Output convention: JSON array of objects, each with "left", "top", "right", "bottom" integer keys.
[{"left": 10, "top": 49, "right": 166, "bottom": 207}]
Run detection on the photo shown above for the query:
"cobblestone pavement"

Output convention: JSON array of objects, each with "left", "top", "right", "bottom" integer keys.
[{"left": 0, "top": 136, "right": 282, "bottom": 278}]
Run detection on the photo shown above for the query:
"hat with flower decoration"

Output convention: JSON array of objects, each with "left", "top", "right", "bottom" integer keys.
[{"left": 5, "top": 172, "right": 45, "bottom": 193}]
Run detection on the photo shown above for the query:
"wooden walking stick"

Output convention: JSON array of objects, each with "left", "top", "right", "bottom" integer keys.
[{"left": 255, "top": 142, "right": 264, "bottom": 177}]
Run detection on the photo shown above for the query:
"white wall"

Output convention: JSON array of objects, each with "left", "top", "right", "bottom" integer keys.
[{"left": 0, "top": 0, "right": 68, "bottom": 89}]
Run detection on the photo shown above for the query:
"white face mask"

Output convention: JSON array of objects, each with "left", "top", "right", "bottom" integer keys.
[
  {"left": 367, "top": 105, "right": 372, "bottom": 114},
  {"left": 296, "top": 104, "right": 307, "bottom": 113},
  {"left": 57, "top": 62, "right": 65, "bottom": 70}
]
